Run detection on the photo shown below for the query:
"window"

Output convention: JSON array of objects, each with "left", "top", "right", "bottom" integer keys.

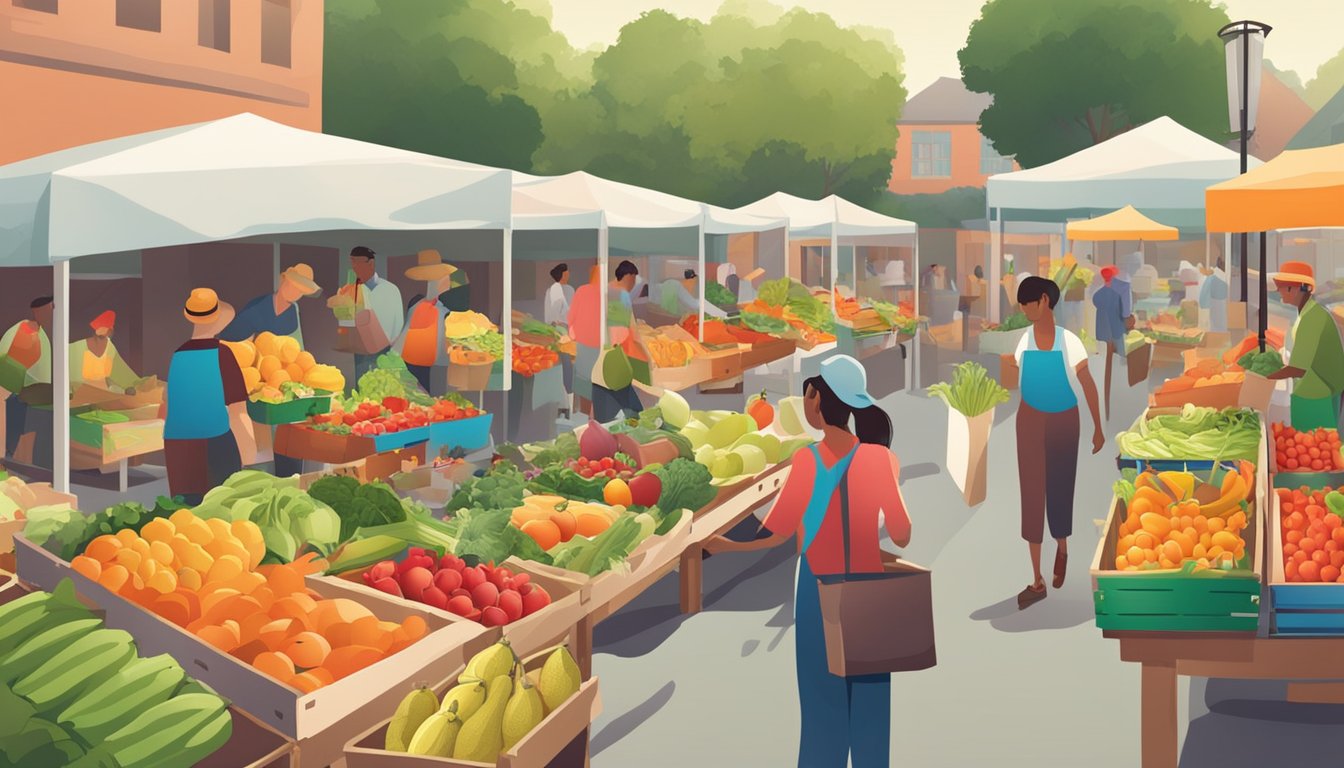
[
  {"left": 13, "top": 0, "right": 58, "bottom": 13},
  {"left": 911, "top": 131, "right": 952, "bottom": 178},
  {"left": 198, "top": 0, "right": 231, "bottom": 52},
  {"left": 116, "top": 0, "right": 160, "bottom": 31},
  {"left": 980, "top": 134, "right": 1015, "bottom": 174},
  {"left": 261, "top": 0, "right": 292, "bottom": 67}
]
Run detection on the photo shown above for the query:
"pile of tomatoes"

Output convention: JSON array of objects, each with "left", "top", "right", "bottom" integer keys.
[
  {"left": 1277, "top": 486, "right": 1344, "bottom": 583},
  {"left": 1273, "top": 423, "right": 1344, "bottom": 473},
  {"left": 566, "top": 456, "right": 635, "bottom": 481},
  {"left": 513, "top": 344, "right": 559, "bottom": 377},
  {"left": 311, "top": 397, "right": 482, "bottom": 436}
]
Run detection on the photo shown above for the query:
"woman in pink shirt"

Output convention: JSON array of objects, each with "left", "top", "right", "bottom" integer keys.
[{"left": 706, "top": 355, "right": 911, "bottom": 768}]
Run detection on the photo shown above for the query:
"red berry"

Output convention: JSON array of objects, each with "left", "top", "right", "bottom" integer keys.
[
  {"left": 371, "top": 577, "right": 402, "bottom": 598},
  {"left": 447, "top": 595, "right": 474, "bottom": 615},
  {"left": 497, "top": 589, "right": 524, "bottom": 622},
  {"left": 521, "top": 586, "right": 551, "bottom": 615},
  {"left": 399, "top": 567, "right": 433, "bottom": 600},
  {"left": 421, "top": 586, "right": 449, "bottom": 610},
  {"left": 434, "top": 568, "right": 463, "bottom": 594},
  {"left": 471, "top": 582, "right": 500, "bottom": 609},
  {"left": 480, "top": 606, "right": 509, "bottom": 627}
]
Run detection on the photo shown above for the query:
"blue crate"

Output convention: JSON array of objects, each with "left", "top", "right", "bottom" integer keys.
[
  {"left": 428, "top": 413, "right": 493, "bottom": 454},
  {"left": 370, "top": 424, "right": 431, "bottom": 452}
]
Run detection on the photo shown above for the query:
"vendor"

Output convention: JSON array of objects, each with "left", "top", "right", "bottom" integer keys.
[
  {"left": 163, "top": 289, "right": 256, "bottom": 505},
  {"left": 1, "top": 297, "right": 53, "bottom": 462},
  {"left": 396, "top": 249, "right": 459, "bottom": 395},
  {"left": 1266, "top": 262, "right": 1344, "bottom": 430},
  {"left": 1002, "top": 277, "right": 1104, "bottom": 610},
  {"left": 544, "top": 263, "right": 574, "bottom": 327},
  {"left": 1198, "top": 260, "right": 1229, "bottom": 333},
  {"left": 659, "top": 269, "right": 727, "bottom": 319},
  {"left": 341, "top": 246, "right": 405, "bottom": 381},
  {"left": 70, "top": 311, "right": 139, "bottom": 393},
  {"left": 220, "top": 263, "right": 321, "bottom": 346}
]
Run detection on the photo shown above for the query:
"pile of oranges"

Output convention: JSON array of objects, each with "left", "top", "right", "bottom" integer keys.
[
  {"left": 71, "top": 509, "right": 427, "bottom": 692},
  {"left": 1277, "top": 487, "right": 1344, "bottom": 583},
  {"left": 1273, "top": 423, "right": 1344, "bottom": 473},
  {"left": 512, "top": 343, "right": 559, "bottom": 378}
]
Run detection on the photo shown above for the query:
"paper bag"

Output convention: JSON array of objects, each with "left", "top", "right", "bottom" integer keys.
[{"left": 946, "top": 408, "right": 993, "bottom": 506}]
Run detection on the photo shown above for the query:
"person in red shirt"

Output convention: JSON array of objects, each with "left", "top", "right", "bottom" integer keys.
[{"left": 705, "top": 355, "right": 911, "bottom": 768}]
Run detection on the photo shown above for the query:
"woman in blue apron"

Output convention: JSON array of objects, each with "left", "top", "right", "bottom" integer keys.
[
  {"left": 706, "top": 355, "right": 912, "bottom": 767},
  {"left": 1004, "top": 277, "right": 1104, "bottom": 609}
]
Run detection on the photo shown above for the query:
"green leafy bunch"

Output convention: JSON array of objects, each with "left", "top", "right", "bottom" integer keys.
[{"left": 928, "top": 361, "right": 1010, "bottom": 418}]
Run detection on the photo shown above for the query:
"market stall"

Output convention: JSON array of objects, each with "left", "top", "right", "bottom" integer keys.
[
  {"left": 735, "top": 192, "right": 920, "bottom": 396},
  {"left": 0, "top": 113, "right": 514, "bottom": 493}
]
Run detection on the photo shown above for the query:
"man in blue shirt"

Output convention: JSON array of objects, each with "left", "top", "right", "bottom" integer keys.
[{"left": 221, "top": 263, "right": 321, "bottom": 346}]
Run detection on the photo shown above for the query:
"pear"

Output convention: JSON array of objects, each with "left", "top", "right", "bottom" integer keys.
[
  {"left": 452, "top": 675, "right": 511, "bottom": 762},
  {"left": 502, "top": 671, "right": 547, "bottom": 751},
  {"left": 385, "top": 685, "right": 438, "bottom": 752},
  {"left": 407, "top": 703, "right": 462, "bottom": 757},
  {"left": 537, "top": 647, "right": 581, "bottom": 713}
]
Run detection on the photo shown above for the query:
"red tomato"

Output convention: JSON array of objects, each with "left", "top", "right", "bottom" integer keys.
[
  {"left": 1300, "top": 561, "right": 1321, "bottom": 582},
  {"left": 1286, "top": 560, "right": 1300, "bottom": 581}
]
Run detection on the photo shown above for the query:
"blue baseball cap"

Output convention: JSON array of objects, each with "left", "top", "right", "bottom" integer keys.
[{"left": 819, "top": 355, "right": 875, "bottom": 410}]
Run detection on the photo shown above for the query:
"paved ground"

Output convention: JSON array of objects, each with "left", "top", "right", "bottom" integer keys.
[{"left": 587, "top": 348, "right": 1344, "bottom": 768}]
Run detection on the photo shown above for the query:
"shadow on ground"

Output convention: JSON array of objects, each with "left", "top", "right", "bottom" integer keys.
[{"left": 591, "top": 682, "right": 676, "bottom": 756}]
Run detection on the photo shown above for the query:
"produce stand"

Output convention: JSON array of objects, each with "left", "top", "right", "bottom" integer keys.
[
  {"left": 1267, "top": 489, "right": 1344, "bottom": 634},
  {"left": 247, "top": 393, "right": 334, "bottom": 426},
  {"left": 274, "top": 422, "right": 432, "bottom": 465}
]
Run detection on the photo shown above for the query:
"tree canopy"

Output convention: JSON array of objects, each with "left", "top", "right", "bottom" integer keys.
[
  {"left": 959, "top": 0, "right": 1231, "bottom": 168},
  {"left": 1305, "top": 47, "right": 1344, "bottom": 110}
]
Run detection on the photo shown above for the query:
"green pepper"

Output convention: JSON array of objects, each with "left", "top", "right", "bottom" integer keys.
[{"left": 1325, "top": 491, "right": 1344, "bottom": 519}]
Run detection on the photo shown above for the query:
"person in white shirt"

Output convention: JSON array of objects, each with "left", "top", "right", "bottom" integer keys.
[
  {"left": 544, "top": 263, "right": 575, "bottom": 327},
  {"left": 348, "top": 246, "right": 405, "bottom": 380}
]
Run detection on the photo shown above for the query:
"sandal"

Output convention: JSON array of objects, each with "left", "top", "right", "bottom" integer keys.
[
  {"left": 1017, "top": 582, "right": 1046, "bottom": 610},
  {"left": 1053, "top": 551, "right": 1068, "bottom": 589}
]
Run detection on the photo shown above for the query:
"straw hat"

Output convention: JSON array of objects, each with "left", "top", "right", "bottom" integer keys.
[
  {"left": 280, "top": 263, "right": 320, "bottom": 295},
  {"left": 1270, "top": 260, "right": 1315, "bottom": 289},
  {"left": 183, "top": 288, "right": 236, "bottom": 330},
  {"left": 405, "top": 249, "right": 458, "bottom": 282}
]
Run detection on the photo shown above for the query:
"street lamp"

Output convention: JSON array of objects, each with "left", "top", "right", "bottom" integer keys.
[{"left": 1218, "top": 20, "right": 1270, "bottom": 350}]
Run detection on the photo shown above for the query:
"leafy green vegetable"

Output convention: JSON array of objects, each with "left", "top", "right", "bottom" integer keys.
[
  {"left": 989, "top": 312, "right": 1030, "bottom": 332},
  {"left": 705, "top": 280, "right": 738, "bottom": 309},
  {"left": 654, "top": 458, "right": 717, "bottom": 513},
  {"left": 927, "top": 361, "right": 1010, "bottom": 417},
  {"left": 447, "top": 506, "right": 551, "bottom": 567},
  {"left": 1325, "top": 491, "right": 1344, "bottom": 519},
  {"left": 306, "top": 475, "right": 407, "bottom": 543},
  {"left": 547, "top": 514, "right": 647, "bottom": 576},
  {"left": 345, "top": 503, "right": 460, "bottom": 561},
  {"left": 1114, "top": 468, "right": 1138, "bottom": 505},
  {"left": 527, "top": 432, "right": 581, "bottom": 469},
  {"left": 520, "top": 318, "right": 561, "bottom": 339},
  {"left": 192, "top": 471, "right": 341, "bottom": 563},
  {"left": 447, "top": 461, "right": 527, "bottom": 511},
  {"left": 527, "top": 466, "right": 608, "bottom": 502},
  {"left": 1237, "top": 349, "right": 1284, "bottom": 377},
  {"left": 1116, "top": 405, "right": 1261, "bottom": 461},
  {"left": 740, "top": 312, "right": 789, "bottom": 335},
  {"left": 758, "top": 277, "right": 792, "bottom": 307}
]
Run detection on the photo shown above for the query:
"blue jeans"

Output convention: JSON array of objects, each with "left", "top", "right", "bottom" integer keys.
[{"left": 795, "top": 557, "right": 891, "bottom": 768}]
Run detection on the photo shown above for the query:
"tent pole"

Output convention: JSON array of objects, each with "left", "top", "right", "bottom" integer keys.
[
  {"left": 599, "top": 218, "right": 609, "bottom": 350},
  {"left": 912, "top": 234, "right": 921, "bottom": 390},
  {"left": 53, "top": 260, "right": 70, "bottom": 494},
  {"left": 503, "top": 227, "right": 512, "bottom": 393},
  {"left": 988, "top": 208, "right": 1002, "bottom": 322},
  {"left": 697, "top": 217, "right": 706, "bottom": 344},
  {"left": 1259, "top": 231, "right": 1267, "bottom": 352},
  {"left": 272, "top": 242, "right": 280, "bottom": 292}
]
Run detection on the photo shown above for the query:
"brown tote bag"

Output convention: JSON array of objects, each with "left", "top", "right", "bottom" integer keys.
[{"left": 816, "top": 473, "right": 937, "bottom": 677}]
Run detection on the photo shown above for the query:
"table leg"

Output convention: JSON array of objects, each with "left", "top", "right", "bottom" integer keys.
[
  {"left": 574, "top": 615, "right": 594, "bottom": 681},
  {"left": 118, "top": 459, "right": 128, "bottom": 493},
  {"left": 1141, "top": 661, "right": 1178, "bottom": 768},
  {"left": 679, "top": 546, "right": 703, "bottom": 614}
]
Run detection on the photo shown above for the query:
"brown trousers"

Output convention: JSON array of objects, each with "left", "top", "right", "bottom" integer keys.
[{"left": 1016, "top": 403, "right": 1080, "bottom": 543}]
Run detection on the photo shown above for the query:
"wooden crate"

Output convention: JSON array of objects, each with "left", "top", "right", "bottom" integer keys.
[
  {"left": 14, "top": 536, "right": 491, "bottom": 765},
  {"left": 343, "top": 656, "right": 600, "bottom": 768},
  {"left": 1268, "top": 486, "right": 1344, "bottom": 635},
  {"left": 1089, "top": 492, "right": 1263, "bottom": 633},
  {"left": 587, "top": 512, "right": 692, "bottom": 617}
]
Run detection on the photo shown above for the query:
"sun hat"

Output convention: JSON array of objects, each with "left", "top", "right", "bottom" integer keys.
[
  {"left": 1270, "top": 260, "right": 1315, "bottom": 289},
  {"left": 405, "top": 249, "right": 458, "bottom": 282},
  {"left": 280, "top": 263, "right": 320, "bottom": 295},
  {"left": 90, "top": 310, "right": 115, "bottom": 332},
  {"left": 184, "top": 288, "right": 222, "bottom": 324},
  {"left": 819, "top": 354, "right": 876, "bottom": 410}
]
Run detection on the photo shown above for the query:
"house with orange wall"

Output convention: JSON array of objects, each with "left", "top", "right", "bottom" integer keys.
[
  {"left": 0, "top": 0, "right": 322, "bottom": 165},
  {"left": 888, "top": 77, "right": 1018, "bottom": 195}
]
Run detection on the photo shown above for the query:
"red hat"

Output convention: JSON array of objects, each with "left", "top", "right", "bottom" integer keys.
[
  {"left": 1270, "top": 261, "right": 1315, "bottom": 289},
  {"left": 1100, "top": 265, "right": 1119, "bottom": 282},
  {"left": 90, "top": 310, "right": 115, "bottom": 332}
]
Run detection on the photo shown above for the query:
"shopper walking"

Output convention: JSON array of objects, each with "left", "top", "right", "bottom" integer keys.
[
  {"left": 162, "top": 289, "right": 255, "bottom": 505},
  {"left": 1092, "top": 265, "right": 1128, "bottom": 421},
  {"left": 1002, "top": 277, "right": 1104, "bottom": 609},
  {"left": 1266, "top": 261, "right": 1344, "bottom": 430},
  {"left": 593, "top": 261, "right": 645, "bottom": 422},
  {"left": 705, "top": 355, "right": 910, "bottom": 768}
]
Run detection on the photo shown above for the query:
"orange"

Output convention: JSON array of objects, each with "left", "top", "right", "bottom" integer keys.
[
  {"left": 324, "top": 645, "right": 384, "bottom": 680},
  {"left": 140, "top": 518, "right": 176, "bottom": 543},
  {"left": 289, "top": 671, "right": 331, "bottom": 694},
  {"left": 550, "top": 511, "right": 578, "bottom": 542},
  {"left": 151, "top": 592, "right": 194, "bottom": 626},
  {"left": 520, "top": 519, "right": 561, "bottom": 551},
  {"left": 574, "top": 512, "right": 611, "bottom": 538},
  {"left": 284, "top": 631, "right": 332, "bottom": 669},
  {"left": 259, "top": 618, "right": 303, "bottom": 650},
  {"left": 85, "top": 534, "right": 122, "bottom": 563},
  {"left": 1125, "top": 546, "right": 1145, "bottom": 567},
  {"left": 231, "top": 520, "right": 266, "bottom": 568},
  {"left": 253, "top": 651, "right": 297, "bottom": 681},
  {"left": 197, "top": 622, "right": 241, "bottom": 653},
  {"left": 400, "top": 615, "right": 428, "bottom": 643},
  {"left": 71, "top": 555, "right": 102, "bottom": 582},
  {"left": 260, "top": 563, "right": 305, "bottom": 597},
  {"left": 309, "top": 598, "right": 373, "bottom": 633},
  {"left": 146, "top": 568, "right": 178, "bottom": 595}
]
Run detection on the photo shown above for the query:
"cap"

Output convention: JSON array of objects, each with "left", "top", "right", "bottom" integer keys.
[
  {"left": 819, "top": 355, "right": 876, "bottom": 410},
  {"left": 1270, "top": 260, "right": 1315, "bottom": 289},
  {"left": 1100, "top": 265, "right": 1119, "bottom": 282},
  {"left": 684, "top": 269, "right": 698, "bottom": 280},
  {"left": 90, "top": 310, "right": 116, "bottom": 332},
  {"left": 280, "top": 263, "right": 320, "bottom": 295}
]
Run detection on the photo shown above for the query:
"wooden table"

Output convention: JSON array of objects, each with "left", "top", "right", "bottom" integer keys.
[{"left": 1108, "top": 631, "right": 1344, "bottom": 768}]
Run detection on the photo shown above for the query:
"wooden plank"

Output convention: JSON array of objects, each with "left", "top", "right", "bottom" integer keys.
[
  {"left": 1141, "top": 661, "right": 1178, "bottom": 768},
  {"left": 679, "top": 547, "right": 703, "bottom": 615},
  {"left": 1270, "top": 612, "right": 1344, "bottom": 634},
  {"left": 1286, "top": 682, "right": 1344, "bottom": 704},
  {"left": 1095, "top": 588, "right": 1260, "bottom": 617},
  {"left": 1270, "top": 584, "right": 1344, "bottom": 610},
  {"left": 1096, "top": 613, "right": 1259, "bottom": 633}
]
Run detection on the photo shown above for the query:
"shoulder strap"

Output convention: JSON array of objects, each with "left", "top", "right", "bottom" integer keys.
[{"left": 836, "top": 447, "right": 860, "bottom": 575}]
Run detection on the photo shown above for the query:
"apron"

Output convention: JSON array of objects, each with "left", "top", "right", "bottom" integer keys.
[
  {"left": 164, "top": 348, "right": 230, "bottom": 440},
  {"left": 1021, "top": 327, "right": 1078, "bottom": 414},
  {"left": 82, "top": 348, "right": 115, "bottom": 387},
  {"left": 402, "top": 301, "right": 441, "bottom": 368}
]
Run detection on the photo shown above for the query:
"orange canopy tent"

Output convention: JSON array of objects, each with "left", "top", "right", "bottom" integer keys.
[
  {"left": 1066, "top": 205, "right": 1179, "bottom": 241},
  {"left": 1205, "top": 143, "right": 1344, "bottom": 233}
]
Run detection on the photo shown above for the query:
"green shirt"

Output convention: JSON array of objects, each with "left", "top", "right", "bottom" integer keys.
[{"left": 1289, "top": 299, "right": 1344, "bottom": 399}]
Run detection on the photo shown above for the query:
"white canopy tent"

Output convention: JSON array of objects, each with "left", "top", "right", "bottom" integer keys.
[
  {"left": 0, "top": 113, "right": 514, "bottom": 493},
  {"left": 984, "top": 116, "right": 1256, "bottom": 320},
  {"left": 510, "top": 171, "right": 785, "bottom": 346}
]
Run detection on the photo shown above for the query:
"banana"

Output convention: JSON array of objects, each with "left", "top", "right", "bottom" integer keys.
[
  {"left": 438, "top": 679, "right": 487, "bottom": 721},
  {"left": 15, "top": 628, "right": 136, "bottom": 715},
  {"left": 0, "top": 597, "right": 93, "bottom": 659},
  {"left": 385, "top": 685, "right": 438, "bottom": 752},
  {"left": 104, "top": 693, "right": 228, "bottom": 768},
  {"left": 538, "top": 647, "right": 581, "bottom": 713},
  {"left": 462, "top": 638, "right": 516, "bottom": 684},
  {"left": 451, "top": 675, "right": 511, "bottom": 762},
  {"left": 2, "top": 617, "right": 101, "bottom": 685},
  {"left": 501, "top": 672, "right": 546, "bottom": 752},
  {"left": 59, "top": 655, "right": 185, "bottom": 745},
  {"left": 407, "top": 704, "right": 462, "bottom": 757}
]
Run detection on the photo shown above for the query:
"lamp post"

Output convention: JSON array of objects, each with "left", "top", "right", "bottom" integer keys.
[{"left": 1218, "top": 20, "right": 1270, "bottom": 350}]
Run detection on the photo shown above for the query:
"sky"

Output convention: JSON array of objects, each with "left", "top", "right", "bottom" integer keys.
[{"left": 543, "top": 0, "right": 1342, "bottom": 95}]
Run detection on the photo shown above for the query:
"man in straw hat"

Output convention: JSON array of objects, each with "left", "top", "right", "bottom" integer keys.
[
  {"left": 1266, "top": 261, "right": 1344, "bottom": 431},
  {"left": 221, "top": 263, "right": 321, "bottom": 347},
  {"left": 162, "top": 288, "right": 256, "bottom": 504},
  {"left": 396, "top": 249, "right": 463, "bottom": 394}
]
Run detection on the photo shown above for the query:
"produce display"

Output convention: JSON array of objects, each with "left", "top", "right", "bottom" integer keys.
[
  {"left": 681, "top": 408, "right": 810, "bottom": 485},
  {"left": 1123, "top": 330, "right": 1148, "bottom": 355},
  {"left": 511, "top": 494, "right": 623, "bottom": 549},
  {"left": 982, "top": 312, "right": 1030, "bottom": 333},
  {"left": 1116, "top": 406, "right": 1261, "bottom": 462},
  {"left": 928, "top": 361, "right": 1010, "bottom": 417},
  {"left": 0, "top": 579, "right": 232, "bottom": 768},
  {"left": 750, "top": 278, "right": 836, "bottom": 342},
  {"left": 1272, "top": 424, "right": 1344, "bottom": 473},
  {"left": 191, "top": 471, "right": 341, "bottom": 563},
  {"left": 1111, "top": 466, "right": 1254, "bottom": 572},
  {"left": 512, "top": 344, "right": 559, "bottom": 378},
  {"left": 310, "top": 396, "right": 480, "bottom": 437},
  {"left": 358, "top": 550, "right": 553, "bottom": 627},
  {"left": 646, "top": 333, "right": 700, "bottom": 368},
  {"left": 1276, "top": 487, "right": 1344, "bottom": 583},
  {"left": 704, "top": 280, "right": 738, "bottom": 310},
  {"left": 1224, "top": 331, "right": 1285, "bottom": 367},
  {"left": 445, "top": 311, "right": 504, "bottom": 364},
  {"left": 381, "top": 640, "right": 581, "bottom": 760},
  {"left": 1154, "top": 356, "right": 1245, "bottom": 397},
  {"left": 224, "top": 332, "right": 345, "bottom": 401},
  {"left": 517, "top": 317, "right": 562, "bottom": 341},
  {"left": 306, "top": 475, "right": 406, "bottom": 543},
  {"left": 24, "top": 496, "right": 186, "bottom": 562},
  {"left": 70, "top": 508, "right": 428, "bottom": 692},
  {"left": 1144, "top": 325, "right": 1205, "bottom": 347}
]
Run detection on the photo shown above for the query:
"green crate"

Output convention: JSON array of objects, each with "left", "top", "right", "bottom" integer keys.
[
  {"left": 0, "top": 356, "right": 27, "bottom": 394},
  {"left": 247, "top": 393, "right": 333, "bottom": 425}
]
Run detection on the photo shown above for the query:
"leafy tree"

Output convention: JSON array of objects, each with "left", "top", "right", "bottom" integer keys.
[
  {"left": 1305, "top": 48, "right": 1344, "bottom": 109},
  {"left": 959, "top": 0, "right": 1231, "bottom": 167}
]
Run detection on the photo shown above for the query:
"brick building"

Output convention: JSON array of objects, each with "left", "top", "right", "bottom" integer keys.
[{"left": 888, "top": 76, "right": 1018, "bottom": 195}]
